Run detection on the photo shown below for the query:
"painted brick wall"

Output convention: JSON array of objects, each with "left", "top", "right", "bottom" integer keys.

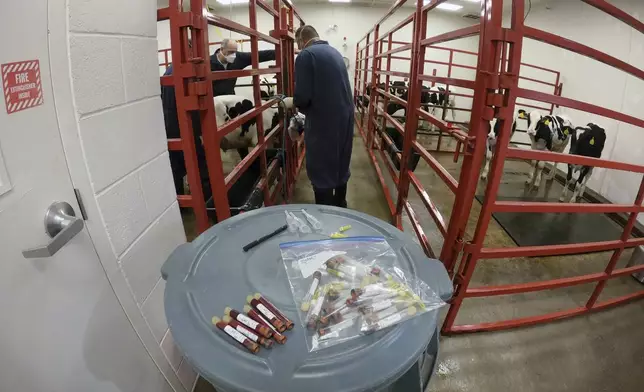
[{"left": 66, "top": 0, "right": 196, "bottom": 391}]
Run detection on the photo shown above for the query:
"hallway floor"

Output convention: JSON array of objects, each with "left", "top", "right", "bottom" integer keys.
[{"left": 189, "top": 133, "right": 644, "bottom": 392}]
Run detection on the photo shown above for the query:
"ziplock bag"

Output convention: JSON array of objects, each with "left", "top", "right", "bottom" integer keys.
[{"left": 279, "top": 236, "right": 446, "bottom": 352}]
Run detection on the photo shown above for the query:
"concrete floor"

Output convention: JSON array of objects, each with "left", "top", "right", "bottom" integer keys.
[{"left": 188, "top": 131, "right": 644, "bottom": 392}]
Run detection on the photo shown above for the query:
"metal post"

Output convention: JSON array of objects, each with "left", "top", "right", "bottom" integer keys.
[
  {"left": 167, "top": 0, "right": 209, "bottom": 232},
  {"left": 443, "top": 0, "right": 524, "bottom": 333},
  {"left": 438, "top": 0, "right": 504, "bottom": 273},
  {"left": 394, "top": 3, "right": 424, "bottom": 230}
]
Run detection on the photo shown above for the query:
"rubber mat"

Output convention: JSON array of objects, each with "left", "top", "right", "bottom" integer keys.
[{"left": 475, "top": 194, "right": 632, "bottom": 249}]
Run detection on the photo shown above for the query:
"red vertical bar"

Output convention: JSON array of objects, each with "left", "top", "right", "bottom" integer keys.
[
  {"left": 191, "top": 0, "right": 231, "bottom": 223},
  {"left": 353, "top": 43, "right": 360, "bottom": 108},
  {"left": 394, "top": 4, "right": 424, "bottom": 231},
  {"left": 168, "top": 0, "right": 209, "bottom": 233},
  {"left": 433, "top": 67, "right": 443, "bottom": 152},
  {"left": 249, "top": 0, "right": 270, "bottom": 205},
  {"left": 364, "top": 32, "right": 376, "bottom": 150},
  {"left": 443, "top": 0, "right": 523, "bottom": 334}
]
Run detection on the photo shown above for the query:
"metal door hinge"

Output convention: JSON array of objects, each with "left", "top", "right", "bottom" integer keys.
[{"left": 74, "top": 188, "right": 88, "bottom": 220}]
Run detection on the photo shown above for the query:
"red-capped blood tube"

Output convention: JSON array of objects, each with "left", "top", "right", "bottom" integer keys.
[
  {"left": 244, "top": 305, "right": 287, "bottom": 344},
  {"left": 300, "top": 271, "right": 322, "bottom": 312},
  {"left": 225, "top": 307, "right": 272, "bottom": 339},
  {"left": 223, "top": 315, "right": 273, "bottom": 349},
  {"left": 212, "top": 316, "right": 259, "bottom": 353},
  {"left": 252, "top": 293, "right": 294, "bottom": 330},
  {"left": 246, "top": 295, "right": 286, "bottom": 332}
]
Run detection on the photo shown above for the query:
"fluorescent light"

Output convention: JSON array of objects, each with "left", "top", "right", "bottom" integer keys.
[
  {"left": 436, "top": 3, "right": 463, "bottom": 11},
  {"left": 216, "top": 0, "right": 248, "bottom": 4},
  {"left": 329, "top": 0, "right": 351, "bottom": 2}
]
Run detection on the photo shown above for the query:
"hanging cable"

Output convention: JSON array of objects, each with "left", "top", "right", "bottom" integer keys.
[{"left": 525, "top": 0, "right": 532, "bottom": 22}]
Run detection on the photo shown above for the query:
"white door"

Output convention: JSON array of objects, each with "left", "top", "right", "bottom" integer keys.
[{"left": 0, "top": 1, "right": 173, "bottom": 391}]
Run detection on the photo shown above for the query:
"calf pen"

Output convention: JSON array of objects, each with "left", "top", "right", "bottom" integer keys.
[
  {"left": 354, "top": 0, "right": 644, "bottom": 334},
  {"left": 157, "top": 0, "right": 305, "bottom": 234}
]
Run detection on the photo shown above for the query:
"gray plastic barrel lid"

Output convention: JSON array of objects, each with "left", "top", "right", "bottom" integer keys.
[{"left": 162, "top": 205, "right": 452, "bottom": 392}]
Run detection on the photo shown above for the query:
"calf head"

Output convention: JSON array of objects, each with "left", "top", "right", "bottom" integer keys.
[
  {"left": 390, "top": 81, "right": 408, "bottom": 100},
  {"left": 226, "top": 99, "right": 255, "bottom": 137},
  {"left": 572, "top": 123, "right": 606, "bottom": 158}
]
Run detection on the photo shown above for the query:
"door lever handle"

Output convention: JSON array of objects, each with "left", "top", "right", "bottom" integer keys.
[{"left": 22, "top": 201, "right": 85, "bottom": 259}]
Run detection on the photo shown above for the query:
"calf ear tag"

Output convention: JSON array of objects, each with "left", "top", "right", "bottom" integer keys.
[
  {"left": 564, "top": 128, "right": 569, "bottom": 135},
  {"left": 544, "top": 119, "right": 551, "bottom": 125},
  {"left": 590, "top": 137, "right": 595, "bottom": 145}
]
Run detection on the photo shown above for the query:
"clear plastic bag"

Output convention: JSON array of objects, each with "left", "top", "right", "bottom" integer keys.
[{"left": 279, "top": 236, "right": 446, "bottom": 352}]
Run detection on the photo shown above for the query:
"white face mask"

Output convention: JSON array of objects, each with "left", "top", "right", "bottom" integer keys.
[{"left": 225, "top": 53, "right": 236, "bottom": 63}]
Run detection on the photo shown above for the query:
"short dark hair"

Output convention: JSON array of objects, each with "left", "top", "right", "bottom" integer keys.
[{"left": 295, "top": 25, "right": 319, "bottom": 43}]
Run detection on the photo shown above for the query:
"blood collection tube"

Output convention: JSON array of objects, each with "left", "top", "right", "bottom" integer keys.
[
  {"left": 225, "top": 307, "right": 272, "bottom": 339},
  {"left": 223, "top": 315, "right": 273, "bottom": 349},
  {"left": 246, "top": 295, "right": 286, "bottom": 332},
  {"left": 318, "top": 316, "right": 358, "bottom": 337},
  {"left": 327, "top": 268, "right": 353, "bottom": 282},
  {"left": 306, "top": 286, "right": 327, "bottom": 330},
  {"left": 359, "top": 297, "right": 403, "bottom": 315},
  {"left": 252, "top": 293, "right": 294, "bottom": 330},
  {"left": 326, "top": 282, "right": 346, "bottom": 301},
  {"left": 211, "top": 316, "right": 260, "bottom": 354},
  {"left": 244, "top": 305, "right": 287, "bottom": 344},
  {"left": 362, "top": 306, "right": 417, "bottom": 334},
  {"left": 301, "top": 271, "right": 322, "bottom": 312},
  {"left": 325, "top": 255, "right": 346, "bottom": 269}
]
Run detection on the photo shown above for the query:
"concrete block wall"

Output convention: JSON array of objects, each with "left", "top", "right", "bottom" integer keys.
[{"left": 65, "top": 0, "right": 197, "bottom": 391}]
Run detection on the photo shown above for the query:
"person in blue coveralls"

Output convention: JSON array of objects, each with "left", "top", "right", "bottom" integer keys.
[{"left": 293, "top": 25, "right": 354, "bottom": 207}]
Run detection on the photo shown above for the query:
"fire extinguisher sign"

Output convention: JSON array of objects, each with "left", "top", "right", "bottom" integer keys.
[{"left": 2, "top": 60, "right": 43, "bottom": 114}]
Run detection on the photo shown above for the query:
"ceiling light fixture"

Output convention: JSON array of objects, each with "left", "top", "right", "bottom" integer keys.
[
  {"left": 436, "top": 3, "right": 463, "bottom": 11},
  {"left": 216, "top": 0, "right": 249, "bottom": 5},
  {"left": 328, "top": 0, "right": 351, "bottom": 3}
]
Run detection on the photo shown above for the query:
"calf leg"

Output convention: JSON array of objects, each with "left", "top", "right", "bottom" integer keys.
[
  {"left": 570, "top": 167, "right": 592, "bottom": 202},
  {"left": 481, "top": 147, "right": 492, "bottom": 180},
  {"left": 547, "top": 161, "right": 557, "bottom": 180},
  {"left": 526, "top": 160, "right": 537, "bottom": 184},
  {"left": 559, "top": 165, "right": 574, "bottom": 202},
  {"left": 534, "top": 160, "right": 546, "bottom": 188}
]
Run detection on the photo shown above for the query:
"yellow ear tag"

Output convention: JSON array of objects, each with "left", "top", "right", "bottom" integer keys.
[
  {"left": 544, "top": 120, "right": 550, "bottom": 126},
  {"left": 590, "top": 137, "right": 595, "bottom": 145},
  {"left": 519, "top": 113, "right": 526, "bottom": 119},
  {"left": 564, "top": 128, "right": 569, "bottom": 135}
]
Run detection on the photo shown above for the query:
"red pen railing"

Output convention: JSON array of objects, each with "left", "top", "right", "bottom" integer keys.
[{"left": 354, "top": 0, "right": 644, "bottom": 334}]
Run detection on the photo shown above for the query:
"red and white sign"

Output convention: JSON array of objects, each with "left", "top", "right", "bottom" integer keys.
[{"left": 2, "top": 60, "right": 43, "bottom": 114}]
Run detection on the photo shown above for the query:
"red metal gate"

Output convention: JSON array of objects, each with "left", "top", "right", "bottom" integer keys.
[
  {"left": 158, "top": 0, "right": 304, "bottom": 234},
  {"left": 355, "top": 0, "right": 644, "bottom": 333}
]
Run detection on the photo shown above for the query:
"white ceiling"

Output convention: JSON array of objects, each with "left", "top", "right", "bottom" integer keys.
[{"left": 157, "top": 0, "right": 552, "bottom": 17}]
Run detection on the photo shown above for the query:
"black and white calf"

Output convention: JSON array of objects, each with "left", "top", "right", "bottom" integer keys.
[
  {"left": 386, "top": 81, "right": 408, "bottom": 116},
  {"left": 481, "top": 109, "right": 542, "bottom": 180},
  {"left": 214, "top": 95, "right": 293, "bottom": 158},
  {"left": 427, "top": 85, "right": 456, "bottom": 122},
  {"left": 559, "top": 123, "right": 606, "bottom": 202},
  {"left": 526, "top": 114, "right": 574, "bottom": 187}
]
